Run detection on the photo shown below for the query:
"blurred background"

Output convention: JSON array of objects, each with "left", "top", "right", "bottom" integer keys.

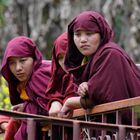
[
  {"left": 0, "top": 0, "right": 140, "bottom": 61},
  {"left": 0, "top": 0, "right": 140, "bottom": 109}
]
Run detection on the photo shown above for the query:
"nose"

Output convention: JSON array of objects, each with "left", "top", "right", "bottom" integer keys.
[
  {"left": 15, "top": 62, "right": 22, "bottom": 71},
  {"left": 80, "top": 34, "right": 87, "bottom": 43}
]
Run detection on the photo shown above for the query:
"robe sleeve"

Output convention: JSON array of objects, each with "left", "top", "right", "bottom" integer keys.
[
  {"left": 47, "top": 74, "right": 78, "bottom": 110},
  {"left": 80, "top": 96, "right": 94, "bottom": 109}
]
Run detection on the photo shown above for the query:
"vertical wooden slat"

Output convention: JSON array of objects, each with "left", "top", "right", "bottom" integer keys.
[
  {"left": 118, "top": 126, "right": 126, "bottom": 140},
  {"left": 101, "top": 114, "right": 107, "bottom": 137},
  {"left": 73, "top": 121, "right": 80, "bottom": 140},
  {"left": 27, "top": 118, "right": 36, "bottom": 140}
]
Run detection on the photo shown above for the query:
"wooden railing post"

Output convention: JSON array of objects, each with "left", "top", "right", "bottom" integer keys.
[
  {"left": 73, "top": 121, "right": 80, "bottom": 140},
  {"left": 118, "top": 126, "right": 126, "bottom": 140},
  {"left": 27, "top": 118, "right": 36, "bottom": 140}
]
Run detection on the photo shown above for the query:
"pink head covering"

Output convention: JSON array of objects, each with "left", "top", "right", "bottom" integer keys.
[
  {"left": 46, "top": 32, "right": 77, "bottom": 108},
  {"left": 46, "top": 32, "right": 67, "bottom": 95},
  {"left": 1, "top": 36, "right": 51, "bottom": 106},
  {"left": 65, "top": 11, "right": 114, "bottom": 69},
  {"left": 46, "top": 32, "right": 68, "bottom": 93},
  {"left": 73, "top": 15, "right": 100, "bottom": 33},
  {"left": 1, "top": 36, "right": 42, "bottom": 82},
  {"left": 54, "top": 32, "right": 68, "bottom": 58}
]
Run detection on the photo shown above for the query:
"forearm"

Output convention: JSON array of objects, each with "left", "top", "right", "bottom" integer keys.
[
  {"left": 64, "top": 96, "right": 81, "bottom": 109},
  {"left": 59, "top": 97, "right": 82, "bottom": 118}
]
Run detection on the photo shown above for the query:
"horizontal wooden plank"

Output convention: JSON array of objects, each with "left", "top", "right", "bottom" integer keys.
[
  {"left": 73, "top": 96, "right": 140, "bottom": 118},
  {"left": 0, "top": 108, "right": 140, "bottom": 131}
]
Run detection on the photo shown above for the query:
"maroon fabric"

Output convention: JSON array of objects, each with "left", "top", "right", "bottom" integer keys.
[
  {"left": 1, "top": 36, "right": 51, "bottom": 140},
  {"left": 46, "top": 32, "right": 77, "bottom": 110},
  {"left": 4, "top": 118, "right": 20, "bottom": 140},
  {"left": 73, "top": 16, "right": 100, "bottom": 33},
  {"left": 65, "top": 11, "right": 140, "bottom": 107}
]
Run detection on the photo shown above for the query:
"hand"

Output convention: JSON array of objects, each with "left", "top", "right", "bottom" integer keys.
[
  {"left": 77, "top": 82, "right": 88, "bottom": 97},
  {"left": 11, "top": 103, "right": 24, "bottom": 112},
  {"left": 58, "top": 106, "right": 73, "bottom": 119},
  {"left": 49, "top": 101, "right": 62, "bottom": 117},
  {"left": 58, "top": 97, "right": 81, "bottom": 118},
  {"left": 0, "top": 122, "right": 8, "bottom": 131}
]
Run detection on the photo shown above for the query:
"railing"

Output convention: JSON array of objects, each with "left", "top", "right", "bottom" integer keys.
[
  {"left": 72, "top": 96, "right": 140, "bottom": 140},
  {"left": 0, "top": 96, "right": 140, "bottom": 140}
]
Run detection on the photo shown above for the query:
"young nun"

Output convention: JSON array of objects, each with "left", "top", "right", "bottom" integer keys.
[
  {"left": 59, "top": 11, "right": 140, "bottom": 124},
  {"left": 46, "top": 32, "right": 77, "bottom": 140},
  {"left": 1, "top": 36, "right": 51, "bottom": 140},
  {"left": 46, "top": 32, "right": 77, "bottom": 117}
]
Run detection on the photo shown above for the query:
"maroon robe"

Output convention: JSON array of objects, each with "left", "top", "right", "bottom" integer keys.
[
  {"left": 46, "top": 32, "right": 77, "bottom": 109},
  {"left": 1, "top": 36, "right": 51, "bottom": 140},
  {"left": 46, "top": 32, "right": 77, "bottom": 140},
  {"left": 65, "top": 11, "right": 140, "bottom": 124}
]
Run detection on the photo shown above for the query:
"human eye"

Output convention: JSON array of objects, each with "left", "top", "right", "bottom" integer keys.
[
  {"left": 74, "top": 32, "right": 81, "bottom": 37},
  {"left": 86, "top": 31, "right": 94, "bottom": 36},
  {"left": 8, "top": 60, "right": 15, "bottom": 65},
  {"left": 20, "top": 58, "right": 27, "bottom": 63}
]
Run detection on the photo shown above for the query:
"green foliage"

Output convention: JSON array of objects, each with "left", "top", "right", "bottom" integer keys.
[
  {"left": 0, "top": 5, "right": 5, "bottom": 28},
  {"left": 0, "top": 0, "right": 10, "bottom": 28},
  {"left": 134, "top": 106, "right": 140, "bottom": 118},
  {"left": 0, "top": 134, "right": 4, "bottom": 140},
  {"left": 0, "top": 76, "right": 11, "bottom": 110},
  {"left": 0, "top": 0, "right": 10, "bottom": 5}
]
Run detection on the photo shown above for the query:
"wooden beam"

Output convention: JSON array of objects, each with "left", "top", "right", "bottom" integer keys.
[{"left": 73, "top": 96, "right": 140, "bottom": 118}]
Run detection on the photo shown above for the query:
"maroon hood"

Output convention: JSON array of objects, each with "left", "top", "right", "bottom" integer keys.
[
  {"left": 65, "top": 11, "right": 114, "bottom": 70},
  {"left": 46, "top": 32, "right": 68, "bottom": 93},
  {"left": 1, "top": 36, "right": 42, "bottom": 82},
  {"left": 1, "top": 36, "right": 51, "bottom": 110},
  {"left": 46, "top": 32, "right": 77, "bottom": 109}
]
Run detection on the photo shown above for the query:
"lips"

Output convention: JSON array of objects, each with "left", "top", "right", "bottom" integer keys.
[
  {"left": 16, "top": 73, "right": 25, "bottom": 78},
  {"left": 80, "top": 45, "right": 89, "bottom": 49}
]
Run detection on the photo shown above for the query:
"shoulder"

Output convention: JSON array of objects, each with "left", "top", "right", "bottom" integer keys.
[
  {"left": 98, "top": 42, "right": 128, "bottom": 58},
  {"left": 42, "top": 60, "right": 52, "bottom": 66},
  {"left": 39, "top": 60, "right": 51, "bottom": 71},
  {"left": 90, "top": 42, "right": 130, "bottom": 68},
  {"left": 32, "top": 60, "right": 51, "bottom": 79}
]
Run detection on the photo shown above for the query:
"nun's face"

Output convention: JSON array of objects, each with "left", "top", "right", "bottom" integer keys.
[
  {"left": 8, "top": 56, "right": 34, "bottom": 82},
  {"left": 74, "top": 30, "right": 101, "bottom": 56}
]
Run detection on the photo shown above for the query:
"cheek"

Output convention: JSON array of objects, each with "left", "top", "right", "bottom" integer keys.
[
  {"left": 74, "top": 37, "right": 80, "bottom": 48},
  {"left": 74, "top": 36, "right": 78, "bottom": 44},
  {"left": 26, "top": 63, "right": 34, "bottom": 75},
  {"left": 9, "top": 65, "right": 14, "bottom": 74},
  {"left": 91, "top": 36, "right": 100, "bottom": 47}
]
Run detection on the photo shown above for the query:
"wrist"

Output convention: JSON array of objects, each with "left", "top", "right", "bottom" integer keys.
[
  {"left": 51, "top": 101, "right": 62, "bottom": 107},
  {"left": 0, "top": 122, "right": 8, "bottom": 131}
]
